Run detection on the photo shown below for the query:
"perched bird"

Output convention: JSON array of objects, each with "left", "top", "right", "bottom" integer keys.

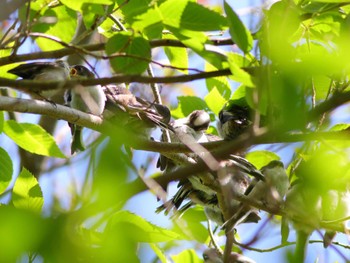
[
  {"left": 157, "top": 125, "right": 264, "bottom": 227},
  {"left": 65, "top": 65, "right": 106, "bottom": 154},
  {"left": 156, "top": 110, "right": 217, "bottom": 215},
  {"left": 321, "top": 190, "right": 350, "bottom": 248},
  {"left": 102, "top": 84, "right": 171, "bottom": 131},
  {"left": 204, "top": 133, "right": 263, "bottom": 226},
  {"left": 203, "top": 248, "right": 256, "bottom": 263},
  {"left": 7, "top": 60, "right": 70, "bottom": 100},
  {"left": 225, "top": 160, "right": 289, "bottom": 231},
  {"left": 157, "top": 110, "right": 211, "bottom": 172},
  {"left": 217, "top": 98, "right": 253, "bottom": 140}
]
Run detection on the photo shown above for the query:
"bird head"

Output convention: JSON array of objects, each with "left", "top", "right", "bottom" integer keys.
[{"left": 70, "top": 65, "right": 96, "bottom": 79}]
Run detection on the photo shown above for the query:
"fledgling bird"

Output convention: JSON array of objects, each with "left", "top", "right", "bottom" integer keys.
[
  {"left": 65, "top": 65, "right": 106, "bottom": 154},
  {"left": 102, "top": 84, "right": 171, "bottom": 131},
  {"left": 203, "top": 248, "right": 256, "bottom": 263},
  {"left": 157, "top": 126, "right": 264, "bottom": 227},
  {"left": 156, "top": 110, "right": 217, "bottom": 215},
  {"left": 217, "top": 98, "right": 253, "bottom": 140},
  {"left": 225, "top": 160, "right": 289, "bottom": 231},
  {"left": 7, "top": 60, "right": 70, "bottom": 101}
]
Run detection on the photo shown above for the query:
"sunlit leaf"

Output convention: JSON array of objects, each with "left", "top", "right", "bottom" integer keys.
[
  {"left": 149, "top": 243, "right": 168, "bottom": 263},
  {"left": 330, "top": 123, "right": 350, "bottom": 131},
  {"left": 224, "top": 1, "right": 253, "bottom": 53},
  {"left": 12, "top": 168, "right": 43, "bottom": 213},
  {"left": 172, "top": 207, "right": 209, "bottom": 243},
  {"left": 205, "top": 63, "right": 231, "bottom": 100},
  {"left": 171, "top": 249, "right": 202, "bottom": 263},
  {"left": 0, "top": 147, "right": 13, "bottom": 195},
  {"left": 0, "top": 206, "right": 46, "bottom": 262},
  {"left": 160, "top": 0, "right": 226, "bottom": 31},
  {"left": 246, "top": 150, "right": 281, "bottom": 170},
  {"left": 106, "top": 33, "right": 151, "bottom": 74},
  {"left": 171, "top": 96, "right": 208, "bottom": 119},
  {"left": 3, "top": 121, "right": 65, "bottom": 158},
  {"left": 107, "top": 211, "right": 184, "bottom": 242},
  {"left": 227, "top": 53, "right": 255, "bottom": 87},
  {"left": 204, "top": 87, "right": 226, "bottom": 115},
  {"left": 0, "top": 111, "right": 4, "bottom": 133},
  {"left": 164, "top": 35, "right": 189, "bottom": 73},
  {"left": 60, "top": 0, "right": 113, "bottom": 12},
  {"left": 32, "top": 5, "right": 77, "bottom": 51}
]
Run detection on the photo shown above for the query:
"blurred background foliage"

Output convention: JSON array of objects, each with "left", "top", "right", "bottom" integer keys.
[{"left": 0, "top": 0, "right": 350, "bottom": 262}]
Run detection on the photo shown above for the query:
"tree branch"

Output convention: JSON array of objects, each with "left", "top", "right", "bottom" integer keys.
[
  {"left": 0, "top": 68, "right": 232, "bottom": 91},
  {"left": 0, "top": 38, "right": 234, "bottom": 66}
]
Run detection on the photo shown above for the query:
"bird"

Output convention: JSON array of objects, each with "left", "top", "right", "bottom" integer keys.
[
  {"left": 321, "top": 189, "right": 350, "bottom": 248},
  {"left": 7, "top": 60, "right": 70, "bottom": 101},
  {"left": 217, "top": 97, "right": 268, "bottom": 140},
  {"left": 102, "top": 84, "right": 171, "bottom": 131},
  {"left": 224, "top": 160, "right": 289, "bottom": 231},
  {"left": 156, "top": 110, "right": 217, "bottom": 215},
  {"left": 203, "top": 248, "right": 256, "bottom": 263},
  {"left": 217, "top": 97, "right": 253, "bottom": 140},
  {"left": 156, "top": 125, "right": 265, "bottom": 227},
  {"left": 65, "top": 65, "right": 106, "bottom": 154},
  {"left": 157, "top": 109, "right": 212, "bottom": 172}
]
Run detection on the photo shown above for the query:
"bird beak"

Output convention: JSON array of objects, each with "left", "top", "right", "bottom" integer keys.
[{"left": 70, "top": 67, "right": 77, "bottom": 76}]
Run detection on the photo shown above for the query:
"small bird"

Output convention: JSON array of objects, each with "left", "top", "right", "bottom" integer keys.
[
  {"left": 156, "top": 110, "right": 216, "bottom": 215},
  {"left": 217, "top": 98, "right": 253, "bottom": 140},
  {"left": 65, "top": 65, "right": 106, "bottom": 154},
  {"left": 7, "top": 60, "right": 70, "bottom": 100},
  {"left": 157, "top": 125, "right": 264, "bottom": 227},
  {"left": 321, "top": 189, "right": 350, "bottom": 248},
  {"left": 203, "top": 248, "right": 256, "bottom": 263},
  {"left": 102, "top": 84, "right": 171, "bottom": 131},
  {"left": 225, "top": 160, "right": 289, "bottom": 231},
  {"left": 157, "top": 110, "right": 211, "bottom": 171}
]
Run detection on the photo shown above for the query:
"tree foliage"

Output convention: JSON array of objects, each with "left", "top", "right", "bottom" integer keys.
[{"left": 0, "top": 0, "right": 350, "bottom": 262}]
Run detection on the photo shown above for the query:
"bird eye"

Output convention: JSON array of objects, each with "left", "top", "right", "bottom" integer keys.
[{"left": 203, "top": 254, "right": 209, "bottom": 260}]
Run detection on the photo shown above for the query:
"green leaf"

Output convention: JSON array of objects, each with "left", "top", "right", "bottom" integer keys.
[
  {"left": 204, "top": 87, "right": 227, "bottom": 116},
  {"left": 12, "top": 168, "right": 43, "bottom": 213},
  {"left": 330, "top": 123, "right": 350, "bottom": 131},
  {"left": 160, "top": 0, "right": 226, "bottom": 31},
  {"left": 132, "top": 6, "right": 163, "bottom": 37},
  {"left": 107, "top": 211, "right": 184, "bottom": 242},
  {"left": 224, "top": 1, "right": 253, "bottom": 53},
  {"left": 281, "top": 216, "right": 290, "bottom": 244},
  {"left": 230, "top": 85, "right": 247, "bottom": 100},
  {"left": 3, "top": 120, "right": 65, "bottom": 158},
  {"left": 205, "top": 63, "right": 231, "bottom": 100},
  {"left": 149, "top": 243, "right": 167, "bottom": 263},
  {"left": 171, "top": 96, "right": 208, "bottom": 119},
  {"left": 245, "top": 150, "right": 280, "bottom": 170},
  {"left": 171, "top": 249, "right": 202, "bottom": 263},
  {"left": 164, "top": 35, "right": 189, "bottom": 73},
  {"left": 60, "top": 0, "right": 113, "bottom": 12},
  {"left": 32, "top": 5, "right": 77, "bottom": 51},
  {"left": 0, "top": 147, "right": 13, "bottom": 195},
  {"left": 227, "top": 53, "right": 255, "bottom": 87},
  {"left": 0, "top": 206, "right": 46, "bottom": 262},
  {"left": 0, "top": 50, "right": 18, "bottom": 79},
  {"left": 106, "top": 33, "right": 151, "bottom": 74},
  {"left": 116, "top": 0, "right": 152, "bottom": 26},
  {"left": 0, "top": 111, "right": 4, "bottom": 133},
  {"left": 172, "top": 207, "right": 209, "bottom": 242},
  {"left": 81, "top": 4, "right": 108, "bottom": 29}
]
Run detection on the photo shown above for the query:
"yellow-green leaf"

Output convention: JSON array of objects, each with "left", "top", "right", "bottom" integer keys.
[
  {"left": 4, "top": 121, "right": 65, "bottom": 158},
  {"left": 204, "top": 87, "right": 226, "bottom": 115},
  {"left": 0, "top": 147, "right": 13, "bottom": 195},
  {"left": 12, "top": 168, "right": 43, "bottom": 213}
]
